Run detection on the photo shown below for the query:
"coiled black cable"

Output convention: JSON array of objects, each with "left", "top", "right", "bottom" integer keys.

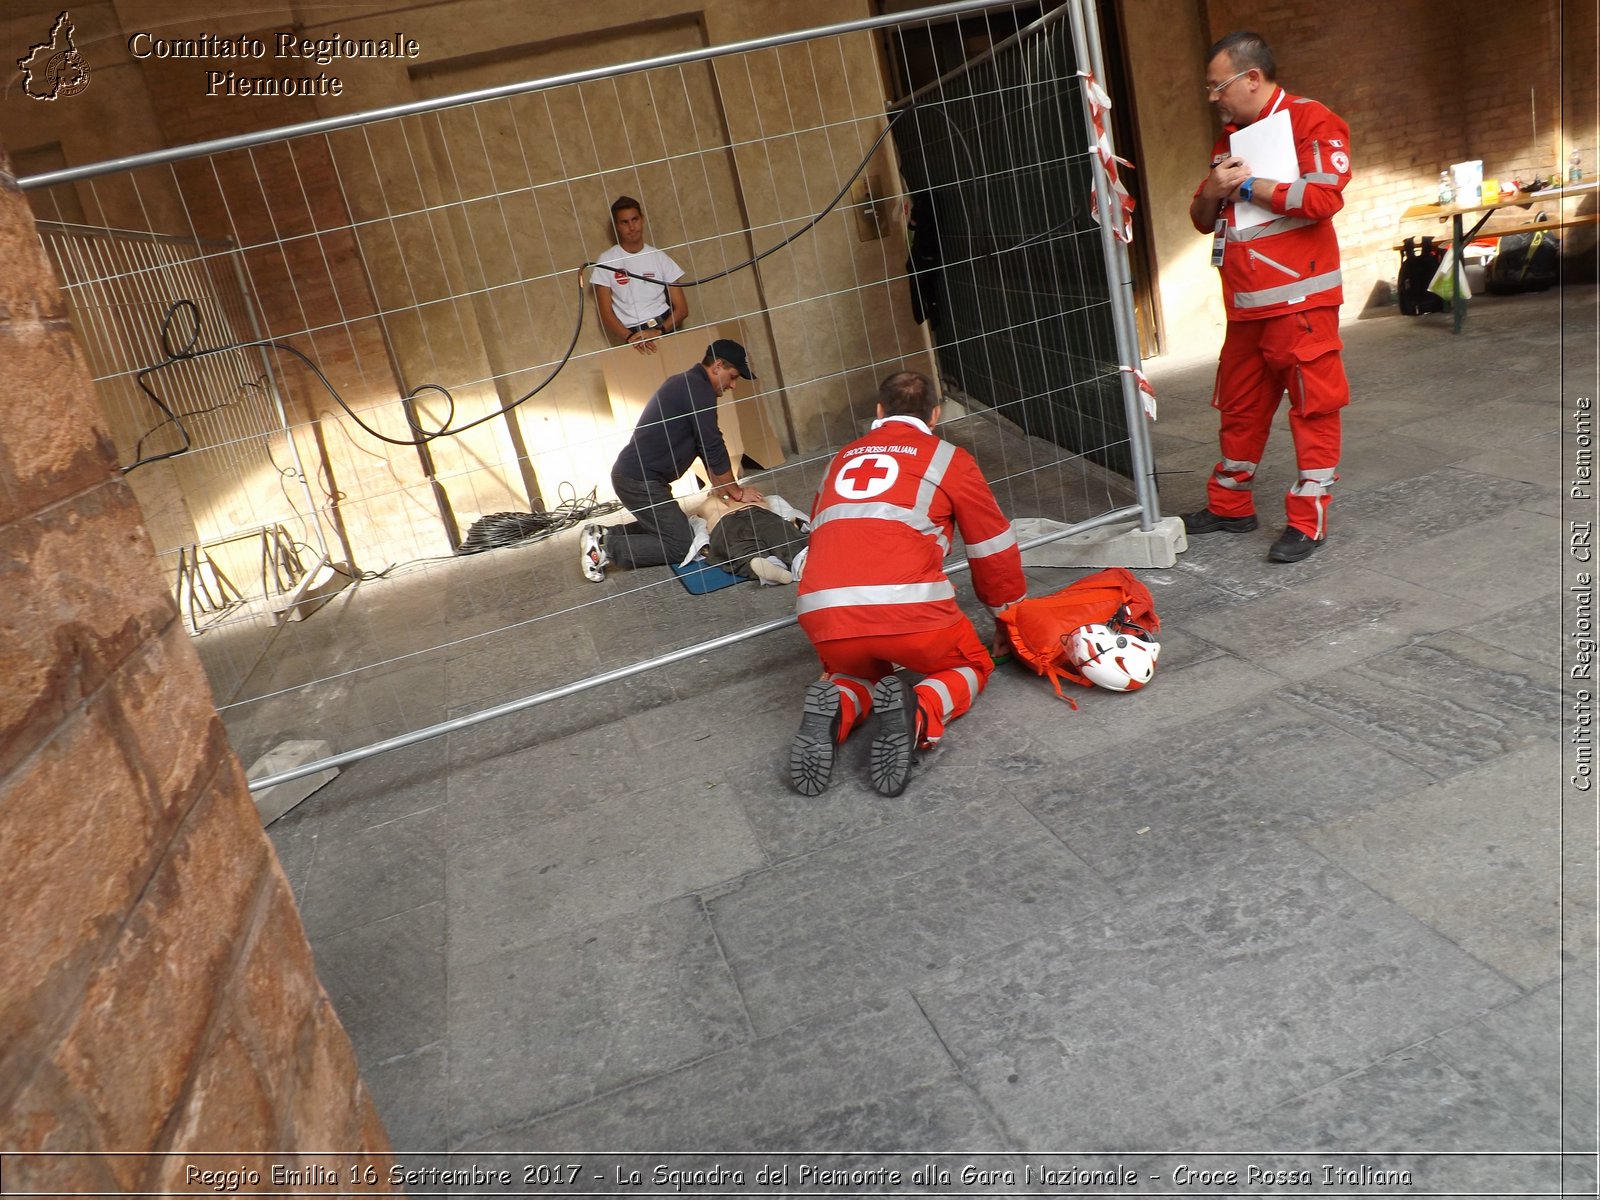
[
  {"left": 455, "top": 486, "right": 621, "bottom": 555},
  {"left": 126, "top": 274, "right": 586, "bottom": 472}
]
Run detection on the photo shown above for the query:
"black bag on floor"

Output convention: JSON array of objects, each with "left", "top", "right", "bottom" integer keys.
[
  {"left": 1398, "top": 237, "right": 1446, "bottom": 314},
  {"left": 1486, "top": 218, "right": 1560, "bottom": 293}
]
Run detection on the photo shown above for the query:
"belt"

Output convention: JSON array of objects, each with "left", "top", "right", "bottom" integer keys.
[{"left": 627, "top": 310, "right": 672, "bottom": 333}]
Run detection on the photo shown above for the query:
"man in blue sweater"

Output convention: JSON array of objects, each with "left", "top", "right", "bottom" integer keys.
[{"left": 581, "top": 339, "right": 763, "bottom": 580}]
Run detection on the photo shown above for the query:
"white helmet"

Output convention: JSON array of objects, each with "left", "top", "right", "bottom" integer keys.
[{"left": 1064, "top": 621, "right": 1160, "bottom": 691}]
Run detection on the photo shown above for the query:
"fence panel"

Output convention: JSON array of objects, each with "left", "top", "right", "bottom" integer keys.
[{"left": 20, "top": 0, "right": 1156, "bottom": 777}]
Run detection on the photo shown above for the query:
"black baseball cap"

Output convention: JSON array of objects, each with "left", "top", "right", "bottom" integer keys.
[{"left": 708, "top": 339, "right": 756, "bottom": 380}]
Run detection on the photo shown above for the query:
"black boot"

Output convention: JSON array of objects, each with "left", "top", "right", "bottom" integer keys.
[
  {"left": 1268, "top": 527, "right": 1325, "bottom": 562},
  {"left": 1183, "top": 507, "right": 1259, "bottom": 535},
  {"left": 789, "top": 679, "right": 841, "bottom": 795}
]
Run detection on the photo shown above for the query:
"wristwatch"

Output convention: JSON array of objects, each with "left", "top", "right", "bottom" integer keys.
[{"left": 1239, "top": 176, "right": 1256, "bottom": 204}]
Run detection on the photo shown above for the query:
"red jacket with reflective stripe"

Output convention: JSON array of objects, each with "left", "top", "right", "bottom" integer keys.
[
  {"left": 1192, "top": 88, "right": 1351, "bottom": 321},
  {"left": 796, "top": 416, "right": 1026, "bottom": 642}
]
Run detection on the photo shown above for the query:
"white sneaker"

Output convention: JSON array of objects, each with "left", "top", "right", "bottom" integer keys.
[
  {"left": 580, "top": 524, "right": 609, "bottom": 582},
  {"left": 748, "top": 555, "right": 793, "bottom": 586}
]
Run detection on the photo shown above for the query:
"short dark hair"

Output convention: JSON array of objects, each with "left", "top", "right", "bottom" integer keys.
[
  {"left": 610, "top": 195, "right": 643, "bottom": 222},
  {"left": 1208, "top": 31, "right": 1276, "bottom": 81},
  {"left": 878, "top": 370, "right": 939, "bottom": 421}
]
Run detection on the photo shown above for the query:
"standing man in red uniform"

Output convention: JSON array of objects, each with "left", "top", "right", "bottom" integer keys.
[
  {"left": 789, "top": 371, "right": 1025, "bottom": 797},
  {"left": 1184, "top": 31, "right": 1352, "bottom": 562}
]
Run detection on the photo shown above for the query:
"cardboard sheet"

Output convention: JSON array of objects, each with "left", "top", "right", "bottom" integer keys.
[{"left": 600, "top": 321, "right": 785, "bottom": 496}]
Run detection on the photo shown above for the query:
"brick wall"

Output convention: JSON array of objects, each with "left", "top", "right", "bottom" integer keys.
[{"left": 0, "top": 142, "right": 394, "bottom": 1191}]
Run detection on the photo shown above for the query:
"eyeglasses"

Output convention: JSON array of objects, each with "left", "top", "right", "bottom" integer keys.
[{"left": 1205, "top": 69, "right": 1250, "bottom": 97}]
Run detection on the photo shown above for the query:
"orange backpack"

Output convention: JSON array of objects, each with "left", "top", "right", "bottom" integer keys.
[{"left": 996, "top": 566, "right": 1160, "bottom": 700}]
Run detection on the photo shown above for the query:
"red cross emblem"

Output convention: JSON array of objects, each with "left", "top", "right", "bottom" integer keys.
[{"left": 837, "top": 453, "right": 898, "bottom": 498}]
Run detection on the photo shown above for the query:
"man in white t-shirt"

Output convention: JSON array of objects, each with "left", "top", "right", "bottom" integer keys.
[{"left": 590, "top": 195, "right": 689, "bottom": 356}]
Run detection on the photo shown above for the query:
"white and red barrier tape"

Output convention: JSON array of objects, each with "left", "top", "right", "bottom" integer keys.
[
  {"left": 1120, "top": 365, "right": 1157, "bottom": 421},
  {"left": 1078, "top": 71, "right": 1136, "bottom": 245},
  {"left": 1081, "top": 71, "right": 1154, "bottom": 420}
]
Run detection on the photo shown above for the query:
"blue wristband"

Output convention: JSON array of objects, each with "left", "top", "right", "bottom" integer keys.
[{"left": 1240, "top": 176, "right": 1256, "bottom": 204}]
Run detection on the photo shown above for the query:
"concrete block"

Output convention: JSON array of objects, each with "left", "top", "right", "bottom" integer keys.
[
  {"left": 272, "top": 559, "right": 353, "bottom": 625},
  {"left": 1014, "top": 514, "right": 1188, "bottom": 569},
  {"left": 248, "top": 740, "right": 339, "bottom": 825}
]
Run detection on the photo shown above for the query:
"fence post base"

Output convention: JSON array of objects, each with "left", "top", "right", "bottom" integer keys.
[
  {"left": 1015, "top": 515, "right": 1187, "bottom": 570},
  {"left": 249, "top": 740, "right": 341, "bottom": 824}
]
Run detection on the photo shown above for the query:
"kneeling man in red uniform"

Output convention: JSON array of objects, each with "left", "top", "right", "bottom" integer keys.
[{"left": 790, "top": 371, "right": 1026, "bottom": 797}]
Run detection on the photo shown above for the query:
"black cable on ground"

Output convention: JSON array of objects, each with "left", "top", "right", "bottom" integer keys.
[{"left": 455, "top": 486, "right": 622, "bottom": 556}]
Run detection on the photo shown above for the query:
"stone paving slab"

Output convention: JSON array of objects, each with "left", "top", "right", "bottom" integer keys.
[
  {"left": 1426, "top": 965, "right": 1596, "bottom": 1153},
  {"left": 727, "top": 679, "right": 1061, "bottom": 863},
  {"left": 446, "top": 726, "right": 644, "bottom": 840},
  {"left": 1387, "top": 395, "right": 1561, "bottom": 454},
  {"left": 978, "top": 649, "right": 1287, "bottom": 768},
  {"left": 461, "top": 990, "right": 1011, "bottom": 1151},
  {"left": 446, "top": 769, "right": 768, "bottom": 967},
  {"left": 362, "top": 1043, "right": 447, "bottom": 1153},
  {"left": 1333, "top": 467, "right": 1545, "bottom": 557},
  {"left": 705, "top": 794, "right": 1119, "bottom": 1037},
  {"left": 1333, "top": 428, "right": 1483, "bottom": 492},
  {"left": 1358, "top": 505, "right": 1561, "bottom": 611},
  {"left": 446, "top": 896, "right": 749, "bottom": 1144},
  {"left": 310, "top": 901, "right": 446, "bottom": 1069},
  {"left": 1300, "top": 744, "right": 1564, "bottom": 989},
  {"left": 1020, "top": 696, "right": 1435, "bottom": 896},
  {"left": 1450, "top": 427, "right": 1564, "bottom": 487},
  {"left": 1457, "top": 590, "right": 1562, "bottom": 668},
  {"left": 442, "top": 673, "right": 680, "bottom": 761},
  {"left": 628, "top": 650, "right": 818, "bottom": 756},
  {"left": 1178, "top": 566, "right": 1486, "bottom": 680},
  {"left": 297, "top": 806, "right": 446, "bottom": 943},
  {"left": 225, "top": 657, "right": 450, "bottom": 764},
  {"left": 911, "top": 841, "right": 1521, "bottom": 1148},
  {"left": 1223, "top": 1041, "right": 1556, "bottom": 1150},
  {"left": 444, "top": 620, "right": 606, "bottom": 715},
  {"left": 1163, "top": 524, "right": 1352, "bottom": 601},
  {"left": 1278, "top": 632, "right": 1559, "bottom": 779},
  {"left": 278, "top": 738, "right": 449, "bottom": 842}
]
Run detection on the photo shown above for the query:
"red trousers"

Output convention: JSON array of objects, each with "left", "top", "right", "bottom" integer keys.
[
  {"left": 810, "top": 618, "right": 993, "bottom": 747},
  {"left": 1207, "top": 307, "right": 1349, "bottom": 539}
]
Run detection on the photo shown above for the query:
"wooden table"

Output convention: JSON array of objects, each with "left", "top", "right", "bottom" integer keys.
[{"left": 1398, "top": 177, "right": 1598, "bottom": 333}]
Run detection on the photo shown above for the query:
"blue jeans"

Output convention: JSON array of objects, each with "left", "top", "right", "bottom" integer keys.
[{"left": 606, "top": 469, "right": 694, "bottom": 569}]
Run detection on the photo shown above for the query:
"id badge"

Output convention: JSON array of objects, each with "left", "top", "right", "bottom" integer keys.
[{"left": 1210, "top": 218, "right": 1227, "bottom": 268}]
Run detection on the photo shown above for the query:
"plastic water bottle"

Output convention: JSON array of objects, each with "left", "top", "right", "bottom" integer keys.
[{"left": 1437, "top": 171, "right": 1454, "bottom": 205}]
